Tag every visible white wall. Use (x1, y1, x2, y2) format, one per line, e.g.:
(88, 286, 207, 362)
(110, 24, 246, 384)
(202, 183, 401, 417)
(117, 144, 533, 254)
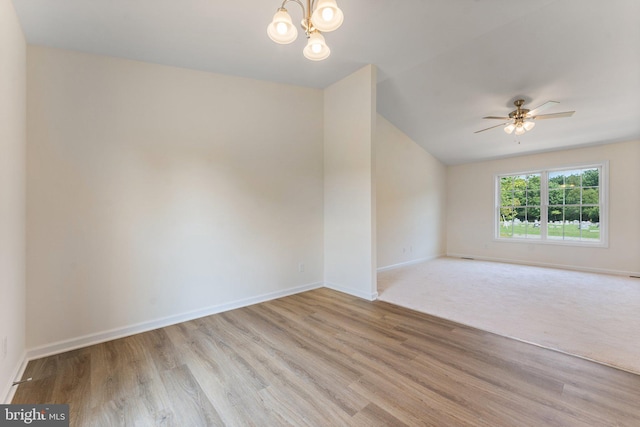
(324, 65, 378, 300)
(0, 0, 26, 403)
(26, 47, 325, 352)
(447, 141, 640, 275)
(376, 115, 447, 269)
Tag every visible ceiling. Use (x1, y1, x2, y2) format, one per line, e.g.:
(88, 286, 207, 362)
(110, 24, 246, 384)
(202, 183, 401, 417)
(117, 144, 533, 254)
(12, 0, 640, 165)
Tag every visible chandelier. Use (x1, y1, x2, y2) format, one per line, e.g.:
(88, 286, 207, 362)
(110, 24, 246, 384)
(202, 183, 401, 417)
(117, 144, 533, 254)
(267, 0, 344, 61)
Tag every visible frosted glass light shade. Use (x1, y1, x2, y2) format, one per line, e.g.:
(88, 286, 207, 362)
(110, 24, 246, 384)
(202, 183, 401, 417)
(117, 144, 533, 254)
(303, 31, 330, 60)
(267, 9, 298, 44)
(311, 0, 344, 32)
(514, 124, 526, 135)
(523, 121, 536, 131)
(504, 123, 516, 134)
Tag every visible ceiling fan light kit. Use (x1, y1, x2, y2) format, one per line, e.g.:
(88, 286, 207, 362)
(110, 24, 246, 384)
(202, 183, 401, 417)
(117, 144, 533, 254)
(475, 99, 575, 135)
(267, 0, 343, 60)
(505, 120, 535, 135)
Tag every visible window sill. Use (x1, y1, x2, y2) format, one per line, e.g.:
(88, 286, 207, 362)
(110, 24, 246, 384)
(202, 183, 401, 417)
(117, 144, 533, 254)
(493, 237, 608, 248)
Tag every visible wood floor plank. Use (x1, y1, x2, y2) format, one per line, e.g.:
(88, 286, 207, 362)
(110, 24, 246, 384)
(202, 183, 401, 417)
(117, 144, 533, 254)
(159, 364, 225, 426)
(350, 402, 411, 427)
(163, 322, 266, 424)
(223, 306, 368, 417)
(12, 288, 640, 426)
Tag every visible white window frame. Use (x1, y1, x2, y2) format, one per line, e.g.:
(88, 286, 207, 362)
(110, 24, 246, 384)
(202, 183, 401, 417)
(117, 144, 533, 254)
(494, 161, 608, 247)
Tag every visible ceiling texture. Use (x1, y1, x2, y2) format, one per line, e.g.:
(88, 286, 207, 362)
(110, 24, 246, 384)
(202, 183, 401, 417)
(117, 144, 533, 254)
(12, 0, 640, 165)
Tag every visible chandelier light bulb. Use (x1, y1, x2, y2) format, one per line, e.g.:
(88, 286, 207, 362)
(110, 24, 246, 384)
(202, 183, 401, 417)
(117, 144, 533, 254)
(311, 0, 344, 32)
(303, 31, 330, 61)
(267, 8, 298, 44)
(322, 7, 334, 21)
(276, 22, 288, 35)
(523, 121, 536, 131)
(514, 124, 526, 136)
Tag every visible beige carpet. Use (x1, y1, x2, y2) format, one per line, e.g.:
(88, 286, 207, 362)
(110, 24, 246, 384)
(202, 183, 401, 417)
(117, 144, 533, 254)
(377, 257, 640, 374)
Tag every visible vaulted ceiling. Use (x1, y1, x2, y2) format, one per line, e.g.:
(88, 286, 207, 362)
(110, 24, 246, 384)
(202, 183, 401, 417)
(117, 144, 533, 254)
(12, 0, 640, 164)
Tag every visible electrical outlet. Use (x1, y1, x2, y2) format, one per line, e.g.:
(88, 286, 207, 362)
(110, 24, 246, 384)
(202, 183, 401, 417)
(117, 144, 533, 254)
(298, 263, 305, 273)
(2, 336, 7, 360)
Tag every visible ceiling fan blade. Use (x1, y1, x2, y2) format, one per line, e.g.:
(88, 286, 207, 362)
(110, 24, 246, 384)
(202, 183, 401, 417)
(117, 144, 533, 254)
(482, 116, 511, 120)
(527, 101, 559, 117)
(532, 111, 575, 120)
(474, 122, 509, 134)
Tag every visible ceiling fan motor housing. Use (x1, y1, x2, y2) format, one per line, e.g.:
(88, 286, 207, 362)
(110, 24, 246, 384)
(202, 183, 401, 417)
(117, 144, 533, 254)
(509, 99, 529, 120)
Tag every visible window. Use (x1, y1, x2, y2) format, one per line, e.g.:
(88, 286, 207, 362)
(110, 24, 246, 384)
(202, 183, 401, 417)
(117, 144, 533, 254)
(496, 163, 606, 245)
(499, 174, 541, 239)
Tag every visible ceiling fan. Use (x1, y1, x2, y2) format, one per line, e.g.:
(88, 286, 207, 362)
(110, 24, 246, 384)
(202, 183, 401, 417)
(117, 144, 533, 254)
(475, 99, 575, 135)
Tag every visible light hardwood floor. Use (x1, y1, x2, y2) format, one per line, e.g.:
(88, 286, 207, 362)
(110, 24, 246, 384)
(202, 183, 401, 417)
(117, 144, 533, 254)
(13, 288, 640, 426)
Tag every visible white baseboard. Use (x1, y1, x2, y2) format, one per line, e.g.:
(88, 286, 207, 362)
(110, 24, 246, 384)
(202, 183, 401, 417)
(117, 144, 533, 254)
(2, 352, 28, 404)
(324, 282, 378, 301)
(26, 281, 323, 361)
(19, 279, 388, 377)
(376, 254, 443, 272)
(446, 253, 639, 277)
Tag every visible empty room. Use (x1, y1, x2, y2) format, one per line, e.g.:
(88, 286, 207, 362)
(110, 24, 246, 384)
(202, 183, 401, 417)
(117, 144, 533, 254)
(1, 0, 639, 425)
